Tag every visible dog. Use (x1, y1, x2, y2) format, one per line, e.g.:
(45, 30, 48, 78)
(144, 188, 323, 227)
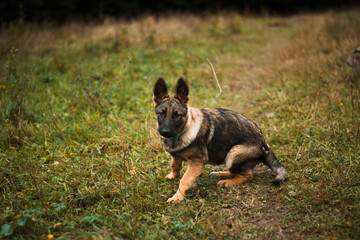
(153, 77, 288, 203)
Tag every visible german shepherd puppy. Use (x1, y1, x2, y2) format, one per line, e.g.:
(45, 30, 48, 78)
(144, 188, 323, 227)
(153, 78, 288, 203)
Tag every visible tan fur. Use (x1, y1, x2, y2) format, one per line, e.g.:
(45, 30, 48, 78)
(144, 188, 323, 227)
(166, 159, 204, 203)
(217, 171, 254, 187)
(209, 171, 234, 178)
(211, 144, 257, 187)
(207, 124, 215, 144)
(225, 145, 260, 170)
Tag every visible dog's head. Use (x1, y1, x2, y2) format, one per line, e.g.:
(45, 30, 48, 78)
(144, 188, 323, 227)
(153, 77, 189, 139)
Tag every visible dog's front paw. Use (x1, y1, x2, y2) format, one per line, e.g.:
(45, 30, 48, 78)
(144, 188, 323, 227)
(166, 193, 184, 203)
(165, 172, 179, 179)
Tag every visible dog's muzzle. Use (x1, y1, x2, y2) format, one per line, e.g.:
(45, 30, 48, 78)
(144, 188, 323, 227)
(159, 128, 173, 138)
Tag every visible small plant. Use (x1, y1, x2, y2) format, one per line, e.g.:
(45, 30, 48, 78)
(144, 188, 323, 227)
(1, 48, 30, 123)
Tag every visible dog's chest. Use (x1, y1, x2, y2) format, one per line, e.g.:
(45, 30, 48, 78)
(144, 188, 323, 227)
(161, 137, 193, 154)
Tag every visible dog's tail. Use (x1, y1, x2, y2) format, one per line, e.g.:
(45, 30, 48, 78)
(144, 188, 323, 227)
(262, 144, 288, 185)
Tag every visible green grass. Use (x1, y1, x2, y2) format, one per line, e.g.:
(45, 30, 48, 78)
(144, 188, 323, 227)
(1, 11, 359, 239)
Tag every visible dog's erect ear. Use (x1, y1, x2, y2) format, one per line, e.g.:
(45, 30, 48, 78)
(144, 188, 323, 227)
(153, 78, 169, 105)
(174, 77, 189, 105)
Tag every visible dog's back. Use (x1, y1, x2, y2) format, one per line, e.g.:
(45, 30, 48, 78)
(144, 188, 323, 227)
(200, 107, 265, 165)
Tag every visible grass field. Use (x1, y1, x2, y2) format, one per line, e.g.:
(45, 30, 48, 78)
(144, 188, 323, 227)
(0, 10, 359, 239)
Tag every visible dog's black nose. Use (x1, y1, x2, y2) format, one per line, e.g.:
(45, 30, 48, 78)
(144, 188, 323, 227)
(159, 128, 172, 138)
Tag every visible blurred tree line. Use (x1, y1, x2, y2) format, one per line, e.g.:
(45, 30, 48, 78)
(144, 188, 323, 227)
(0, 0, 358, 23)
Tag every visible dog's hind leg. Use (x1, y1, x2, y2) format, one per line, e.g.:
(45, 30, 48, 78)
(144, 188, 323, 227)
(217, 145, 261, 187)
(217, 170, 253, 187)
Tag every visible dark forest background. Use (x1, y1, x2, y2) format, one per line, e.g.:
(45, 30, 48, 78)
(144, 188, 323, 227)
(1, 0, 359, 23)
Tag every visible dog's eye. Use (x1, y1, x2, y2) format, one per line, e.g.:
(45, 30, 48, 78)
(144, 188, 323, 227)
(173, 112, 182, 118)
(158, 110, 166, 115)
